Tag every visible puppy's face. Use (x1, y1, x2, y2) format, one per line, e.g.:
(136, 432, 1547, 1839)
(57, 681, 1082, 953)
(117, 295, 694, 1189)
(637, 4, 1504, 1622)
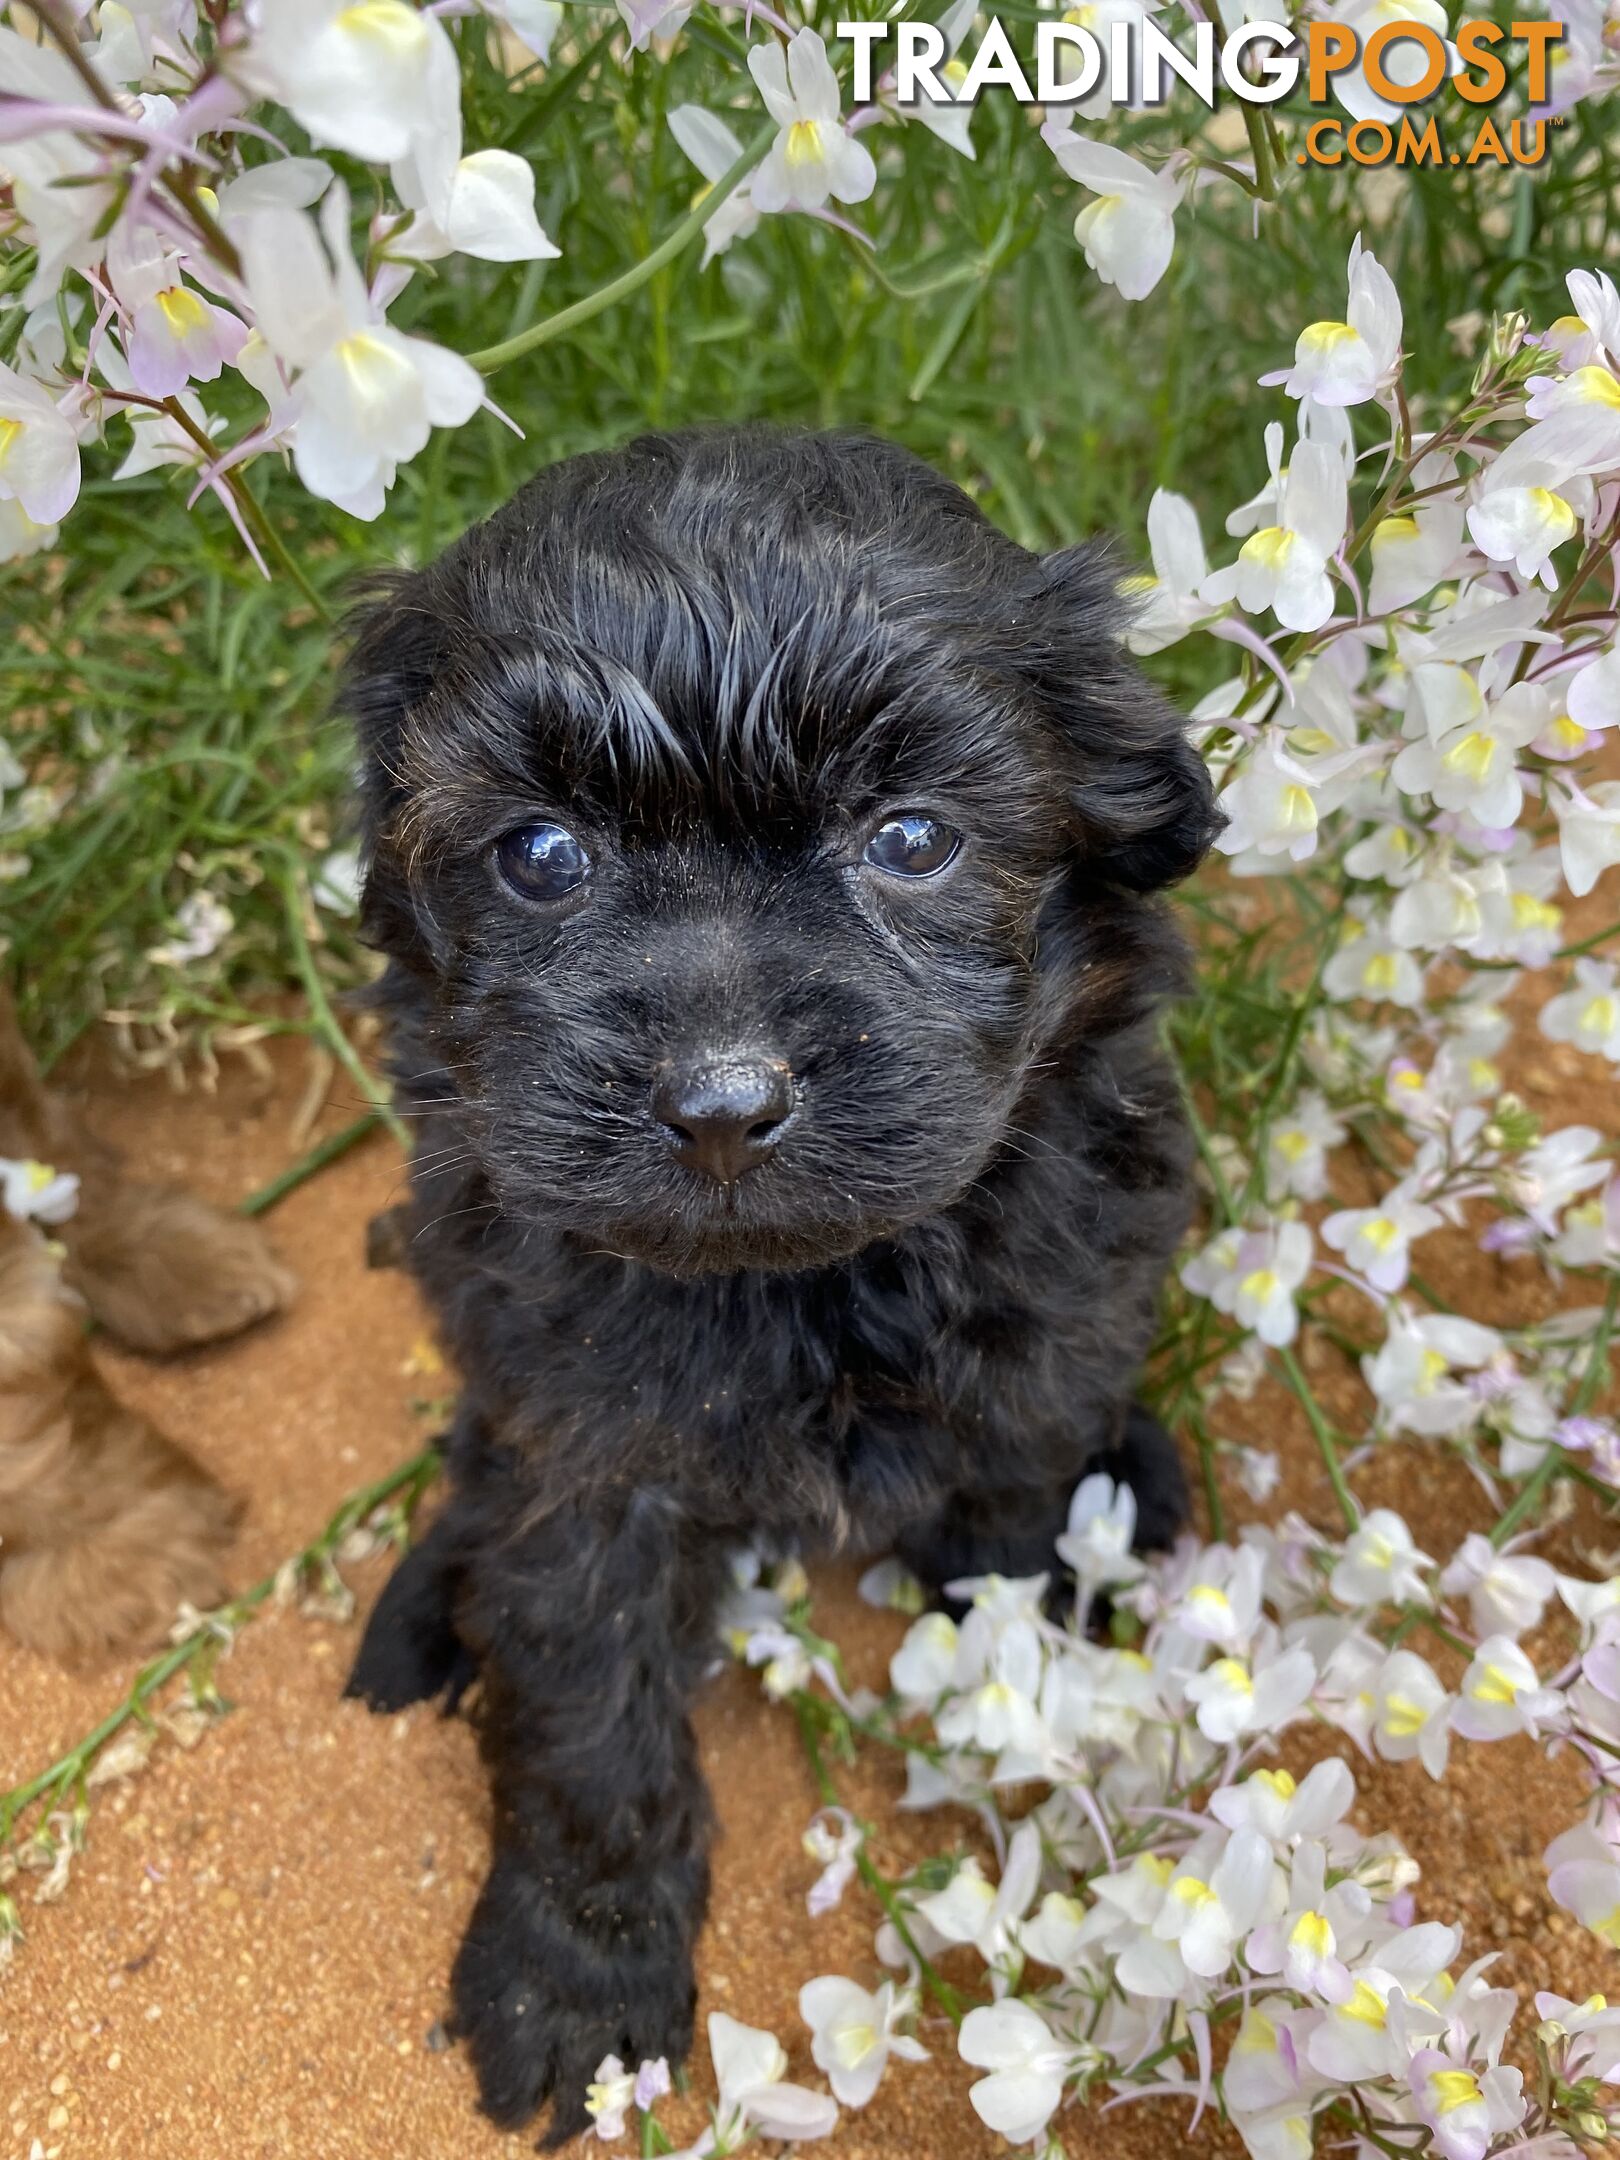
(353, 432, 1216, 1275)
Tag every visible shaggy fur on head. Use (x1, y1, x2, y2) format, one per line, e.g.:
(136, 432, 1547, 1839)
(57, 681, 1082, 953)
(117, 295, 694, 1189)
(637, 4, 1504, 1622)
(0, 986, 290, 1658)
(343, 427, 1220, 2141)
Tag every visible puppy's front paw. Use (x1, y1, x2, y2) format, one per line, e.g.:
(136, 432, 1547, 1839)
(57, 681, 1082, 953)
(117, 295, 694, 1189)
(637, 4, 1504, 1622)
(451, 1856, 696, 2144)
(346, 1526, 475, 1715)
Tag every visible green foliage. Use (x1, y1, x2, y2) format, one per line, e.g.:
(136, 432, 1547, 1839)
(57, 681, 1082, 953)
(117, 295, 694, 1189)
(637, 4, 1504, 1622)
(3, 13, 1615, 1062)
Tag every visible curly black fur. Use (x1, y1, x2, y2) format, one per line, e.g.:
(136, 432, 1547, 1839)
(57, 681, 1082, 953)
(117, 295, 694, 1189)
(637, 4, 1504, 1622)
(342, 426, 1220, 2141)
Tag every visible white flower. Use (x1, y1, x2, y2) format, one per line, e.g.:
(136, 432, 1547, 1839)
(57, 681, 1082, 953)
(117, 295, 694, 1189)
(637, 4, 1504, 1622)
(1565, 642, 1620, 738)
(914, 1821, 1041, 1972)
(1180, 1221, 1313, 1348)
(1509, 1125, 1611, 1230)
(1133, 1828, 1276, 1986)
(107, 226, 246, 400)
(1364, 1309, 1501, 1437)
(391, 51, 558, 264)
(1330, 1509, 1433, 1609)
(798, 1977, 925, 2107)
(1408, 2051, 1525, 2160)
(147, 889, 234, 967)
(801, 1807, 861, 1917)
(1264, 1092, 1346, 1202)
(1541, 957, 1620, 1062)
(1053, 1471, 1143, 1597)
(1122, 488, 1211, 653)
(1185, 1637, 1316, 1745)
(690, 2013, 837, 2151)
(0, 1156, 80, 1226)
(313, 845, 362, 915)
(243, 0, 454, 162)
(748, 30, 876, 216)
(890, 1610, 957, 1702)
(1210, 1758, 1355, 1845)
(1452, 1636, 1565, 1742)
(1439, 1533, 1556, 1637)
(1272, 234, 1400, 407)
(238, 186, 483, 518)
(669, 108, 761, 265)
(0, 360, 81, 528)
(1325, 0, 1454, 122)
(895, 0, 980, 160)
(1368, 1648, 1451, 1779)
(1041, 124, 1182, 301)
(1391, 681, 1547, 831)
(1556, 780, 1620, 897)
(1320, 1184, 1443, 1293)
(1367, 450, 1465, 614)
(1322, 922, 1425, 1009)
(958, 1998, 1073, 2146)
(1546, 1820, 1620, 1947)
(1201, 436, 1347, 634)
(1467, 482, 1580, 587)
(584, 2055, 635, 2141)
(1213, 736, 1329, 865)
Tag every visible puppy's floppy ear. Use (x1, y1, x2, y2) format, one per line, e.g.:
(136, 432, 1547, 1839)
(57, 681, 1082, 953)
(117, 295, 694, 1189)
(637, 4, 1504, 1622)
(1025, 540, 1222, 893)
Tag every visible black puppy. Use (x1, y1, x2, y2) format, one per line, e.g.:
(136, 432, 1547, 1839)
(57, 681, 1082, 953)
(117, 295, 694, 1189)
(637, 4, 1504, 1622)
(345, 427, 1218, 2140)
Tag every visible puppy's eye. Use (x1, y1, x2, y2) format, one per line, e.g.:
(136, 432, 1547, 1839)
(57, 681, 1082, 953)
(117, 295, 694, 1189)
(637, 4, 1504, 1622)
(863, 814, 962, 879)
(494, 822, 591, 901)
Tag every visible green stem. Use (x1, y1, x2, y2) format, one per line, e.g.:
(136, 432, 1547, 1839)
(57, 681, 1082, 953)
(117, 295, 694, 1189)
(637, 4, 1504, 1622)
(238, 1112, 382, 1218)
(276, 865, 409, 1148)
(1276, 1344, 1359, 1532)
(468, 125, 774, 373)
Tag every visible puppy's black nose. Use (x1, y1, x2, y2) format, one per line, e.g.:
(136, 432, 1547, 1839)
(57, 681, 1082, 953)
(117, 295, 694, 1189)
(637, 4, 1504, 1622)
(652, 1055, 795, 1184)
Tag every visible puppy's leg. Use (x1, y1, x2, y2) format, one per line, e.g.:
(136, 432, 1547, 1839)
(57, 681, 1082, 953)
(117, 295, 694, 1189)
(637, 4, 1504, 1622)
(898, 1401, 1187, 1598)
(346, 1510, 475, 1715)
(449, 1481, 718, 2143)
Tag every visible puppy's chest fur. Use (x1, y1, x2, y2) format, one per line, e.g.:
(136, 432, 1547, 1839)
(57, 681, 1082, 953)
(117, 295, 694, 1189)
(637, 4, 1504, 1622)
(400, 1019, 1192, 1548)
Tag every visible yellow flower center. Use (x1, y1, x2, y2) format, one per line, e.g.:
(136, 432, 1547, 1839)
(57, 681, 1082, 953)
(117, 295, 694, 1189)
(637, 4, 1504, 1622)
(1274, 1128, 1311, 1161)
(1188, 1583, 1232, 1618)
(1381, 1691, 1427, 1737)
(1299, 319, 1358, 352)
(1581, 994, 1618, 1038)
(1524, 485, 1577, 543)
(0, 416, 21, 470)
(831, 2021, 879, 2067)
(1363, 952, 1400, 994)
(1117, 571, 1158, 596)
(786, 118, 824, 167)
(1565, 364, 1620, 409)
(1290, 1910, 1333, 1959)
(334, 330, 414, 408)
(1255, 1768, 1297, 1799)
(1361, 1215, 1401, 1253)
(1208, 1656, 1254, 1698)
(1235, 2010, 1280, 2055)
(1441, 731, 1498, 783)
(1470, 1661, 1521, 1705)
(1374, 514, 1420, 547)
(1512, 891, 1562, 933)
(336, 0, 429, 55)
(1418, 1347, 1449, 1391)
(1596, 1906, 1620, 1949)
(156, 285, 209, 335)
(1239, 1266, 1279, 1305)
(1277, 785, 1317, 834)
(1547, 712, 1588, 753)
(1172, 1874, 1218, 1909)
(1430, 2069, 1483, 2115)
(1342, 1980, 1388, 2027)
(1242, 525, 1297, 571)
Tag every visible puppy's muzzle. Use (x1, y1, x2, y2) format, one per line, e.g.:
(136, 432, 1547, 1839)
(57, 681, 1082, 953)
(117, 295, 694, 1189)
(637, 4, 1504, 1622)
(651, 1053, 796, 1185)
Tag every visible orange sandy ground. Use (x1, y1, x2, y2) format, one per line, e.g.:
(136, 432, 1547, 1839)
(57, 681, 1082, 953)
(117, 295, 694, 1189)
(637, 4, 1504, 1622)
(1, 1018, 1616, 2160)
